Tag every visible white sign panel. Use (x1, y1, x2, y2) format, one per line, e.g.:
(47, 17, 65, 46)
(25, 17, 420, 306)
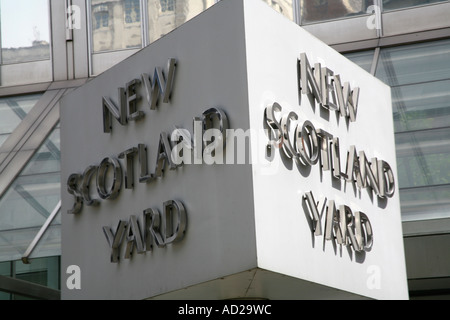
(245, 0, 407, 299)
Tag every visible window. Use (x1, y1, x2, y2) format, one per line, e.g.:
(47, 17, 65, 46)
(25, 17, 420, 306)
(125, 0, 141, 23)
(0, 126, 61, 262)
(383, 0, 448, 11)
(0, 0, 50, 64)
(345, 39, 450, 221)
(148, 0, 216, 44)
(344, 50, 374, 73)
(376, 39, 450, 221)
(91, 0, 142, 52)
(160, 0, 174, 12)
(260, 0, 295, 21)
(300, 0, 374, 24)
(0, 257, 59, 300)
(93, 5, 110, 30)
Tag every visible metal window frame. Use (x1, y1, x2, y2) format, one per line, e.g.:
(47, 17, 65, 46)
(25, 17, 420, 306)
(22, 201, 61, 264)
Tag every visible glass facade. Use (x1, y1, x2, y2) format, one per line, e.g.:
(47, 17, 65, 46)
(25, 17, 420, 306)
(0, 94, 42, 147)
(147, 0, 215, 43)
(383, 0, 448, 11)
(344, 50, 374, 73)
(346, 38, 450, 221)
(0, 125, 61, 262)
(0, 256, 59, 300)
(261, 0, 294, 20)
(91, 0, 143, 52)
(0, 0, 50, 64)
(300, 0, 374, 24)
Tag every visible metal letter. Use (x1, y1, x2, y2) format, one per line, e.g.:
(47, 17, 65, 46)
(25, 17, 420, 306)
(118, 147, 138, 189)
(154, 132, 177, 178)
(358, 211, 374, 251)
(359, 152, 380, 195)
(280, 112, 298, 159)
(80, 165, 99, 206)
(298, 53, 323, 105)
(103, 220, 128, 263)
(67, 173, 83, 214)
(331, 137, 342, 179)
(164, 200, 187, 244)
(303, 191, 326, 236)
(102, 87, 127, 133)
(264, 103, 282, 151)
(295, 120, 319, 165)
(141, 58, 177, 110)
(321, 67, 338, 111)
(334, 75, 359, 122)
(325, 200, 346, 245)
(126, 79, 144, 121)
(143, 208, 165, 249)
(124, 215, 145, 259)
(137, 144, 155, 183)
(378, 160, 395, 198)
(96, 157, 123, 200)
(202, 107, 229, 150)
(317, 129, 333, 171)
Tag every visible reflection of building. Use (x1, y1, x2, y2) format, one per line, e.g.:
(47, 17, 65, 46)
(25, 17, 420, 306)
(148, 0, 215, 43)
(302, 0, 372, 22)
(91, 0, 215, 52)
(2, 41, 50, 65)
(92, 0, 142, 52)
(261, 0, 294, 20)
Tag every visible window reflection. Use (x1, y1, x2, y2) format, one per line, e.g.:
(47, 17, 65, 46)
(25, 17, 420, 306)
(147, 0, 215, 44)
(383, 0, 448, 11)
(392, 80, 450, 132)
(396, 128, 450, 189)
(0, 0, 50, 64)
(91, 0, 142, 52)
(261, 0, 294, 21)
(301, 0, 374, 23)
(376, 39, 450, 87)
(373, 39, 450, 221)
(400, 185, 450, 221)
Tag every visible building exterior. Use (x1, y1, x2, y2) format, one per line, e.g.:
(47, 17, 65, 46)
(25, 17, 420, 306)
(0, 0, 448, 300)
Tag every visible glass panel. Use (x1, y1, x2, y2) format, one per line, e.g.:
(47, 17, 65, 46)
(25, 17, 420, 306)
(376, 39, 450, 86)
(15, 256, 59, 289)
(392, 80, 450, 132)
(344, 50, 374, 73)
(395, 128, 450, 189)
(147, 0, 215, 44)
(383, 0, 447, 11)
(300, 0, 374, 24)
(261, 0, 294, 21)
(400, 184, 450, 221)
(13, 256, 59, 300)
(0, 94, 42, 141)
(91, 0, 142, 53)
(0, 0, 50, 64)
(0, 126, 60, 262)
(0, 262, 11, 299)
